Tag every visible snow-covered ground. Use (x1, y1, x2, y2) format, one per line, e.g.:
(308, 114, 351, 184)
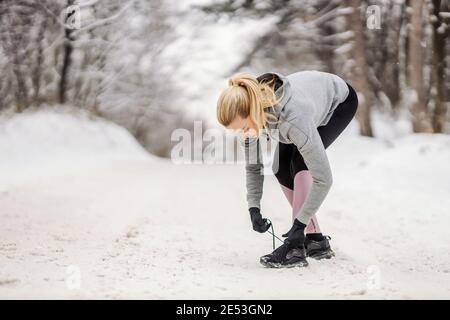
(1, 108, 450, 299)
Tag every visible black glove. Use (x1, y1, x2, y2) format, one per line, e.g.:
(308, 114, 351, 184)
(282, 219, 307, 249)
(249, 207, 271, 233)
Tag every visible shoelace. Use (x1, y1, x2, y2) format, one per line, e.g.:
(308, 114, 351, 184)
(265, 218, 284, 250)
(266, 220, 332, 250)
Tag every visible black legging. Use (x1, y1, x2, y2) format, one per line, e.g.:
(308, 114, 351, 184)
(275, 82, 359, 190)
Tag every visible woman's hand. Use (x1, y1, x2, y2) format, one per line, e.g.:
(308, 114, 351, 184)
(249, 207, 271, 233)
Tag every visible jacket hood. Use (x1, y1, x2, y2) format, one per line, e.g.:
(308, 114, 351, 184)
(256, 71, 292, 120)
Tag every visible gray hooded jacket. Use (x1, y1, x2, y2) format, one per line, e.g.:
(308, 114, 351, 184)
(242, 70, 350, 225)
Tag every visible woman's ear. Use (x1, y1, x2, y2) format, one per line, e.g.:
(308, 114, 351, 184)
(245, 120, 259, 138)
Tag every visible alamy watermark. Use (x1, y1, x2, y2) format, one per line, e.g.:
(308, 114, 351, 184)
(366, 4, 382, 30)
(366, 265, 382, 290)
(66, 265, 81, 290)
(170, 121, 281, 175)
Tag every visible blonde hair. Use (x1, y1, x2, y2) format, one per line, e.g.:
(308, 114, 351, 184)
(216, 72, 285, 137)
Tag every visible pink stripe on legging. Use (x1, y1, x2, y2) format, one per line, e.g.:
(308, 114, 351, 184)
(280, 170, 321, 234)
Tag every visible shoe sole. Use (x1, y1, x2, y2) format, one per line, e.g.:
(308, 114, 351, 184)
(307, 249, 335, 260)
(260, 258, 309, 269)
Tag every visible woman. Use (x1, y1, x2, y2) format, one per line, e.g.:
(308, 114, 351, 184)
(216, 70, 358, 268)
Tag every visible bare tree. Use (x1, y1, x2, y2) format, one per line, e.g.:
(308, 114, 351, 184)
(346, 0, 373, 136)
(59, 0, 75, 104)
(366, 0, 403, 110)
(409, 0, 433, 132)
(431, 0, 449, 133)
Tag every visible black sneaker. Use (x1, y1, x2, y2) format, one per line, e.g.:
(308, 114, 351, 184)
(260, 243, 308, 268)
(305, 235, 335, 260)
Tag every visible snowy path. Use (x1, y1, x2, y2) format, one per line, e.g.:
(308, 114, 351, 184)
(1, 133, 450, 299)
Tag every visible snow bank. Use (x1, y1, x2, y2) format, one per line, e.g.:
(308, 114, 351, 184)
(0, 107, 156, 190)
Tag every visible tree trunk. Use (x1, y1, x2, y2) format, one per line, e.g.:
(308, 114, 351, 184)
(32, 17, 47, 105)
(347, 0, 373, 137)
(59, 0, 75, 104)
(431, 0, 448, 133)
(316, 22, 336, 73)
(381, 1, 402, 109)
(409, 0, 433, 132)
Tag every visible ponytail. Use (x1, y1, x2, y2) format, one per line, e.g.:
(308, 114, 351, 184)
(217, 72, 285, 137)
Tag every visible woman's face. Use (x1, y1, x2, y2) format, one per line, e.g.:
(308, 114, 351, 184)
(226, 116, 258, 139)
